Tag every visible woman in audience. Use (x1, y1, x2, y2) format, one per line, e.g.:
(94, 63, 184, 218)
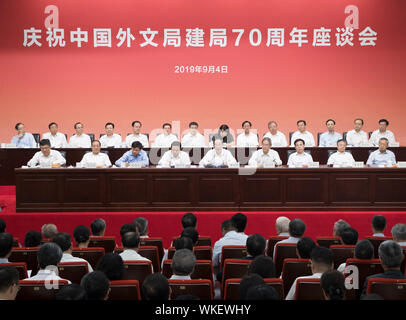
(73, 225, 91, 248)
(320, 270, 345, 300)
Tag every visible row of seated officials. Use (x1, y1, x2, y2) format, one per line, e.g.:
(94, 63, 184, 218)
(0, 213, 406, 300)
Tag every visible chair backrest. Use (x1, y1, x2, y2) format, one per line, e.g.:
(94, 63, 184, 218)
(282, 259, 312, 297)
(17, 280, 69, 300)
(0, 262, 28, 279)
(169, 279, 213, 300)
(289, 132, 294, 145)
(196, 236, 212, 247)
(122, 260, 153, 286)
(167, 247, 176, 260)
(295, 278, 324, 300)
(330, 245, 356, 269)
(366, 278, 406, 300)
(316, 236, 342, 248)
(109, 280, 141, 300)
(266, 236, 289, 257)
(222, 259, 252, 292)
(162, 259, 213, 282)
(317, 132, 322, 146)
(139, 237, 164, 263)
(71, 247, 105, 270)
(223, 278, 284, 300)
(88, 236, 116, 253)
(57, 261, 89, 284)
(343, 132, 347, 141)
(274, 243, 298, 277)
(40, 238, 52, 245)
(8, 247, 40, 275)
(87, 133, 95, 142)
(59, 151, 66, 159)
(220, 246, 247, 268)
(365, 237, 392, 260)
(32, 133, 40, 144)
(194, 246, 212, 261)
(138, 246, 160, 272)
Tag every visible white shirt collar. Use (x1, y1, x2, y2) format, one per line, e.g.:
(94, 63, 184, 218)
(170, 275, 191, 280)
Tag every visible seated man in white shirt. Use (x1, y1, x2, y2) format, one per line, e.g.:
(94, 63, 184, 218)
(125, 120, 149, 148)
(158, 141, 191, 168)
(273, 218, 306, 259)
(119, 232, 152, 264)
(142, 273, 171, 301)
(90, 218, 106, 237)
(231, 213, 249, 243)
(263, 121, 288, 147)
(0, 266, 19, 300)
(152, 123, 179, 148)
(42, 122, 67, 148)
(369, 119, 396, 146)
(181, 121, 206, 147)
(23, 242, 71, 283)
(52, 232, 93, 273)
(337, 239, 373, 273)
(0, 233, 13, 264)
(275, 216, 290, 237)
(248, 137, 282, 167)
(69, 122, 92, 148)
(80, 271, 110, 300)
(290, 120, 315, 147)
(236, 121, 259, 147)
(285, 246, 333, 300)
(27, 139, 66, 168)
(170, 249, 196, 280)
(366, 137, 396, 167)
(199, 138, 238, 168)
(391, 223, 406, 247)
(10, 122, 36, 148)
(319, 119, 342, 147)
(346, 118, 369, 147)
(134, 217, 149, 239)
(327, 139, 356, 167)
(371, 215, 386, 237)
(100, 122, 122, 148)
(287, 139, 314, 168)
(79, 140, 112, 168)
(209, 124, 235, 147)
(333, 219, 351, 237)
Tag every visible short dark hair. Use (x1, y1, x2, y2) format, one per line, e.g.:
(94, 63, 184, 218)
(131, 141, 143, 149)
(231, 213, 247, 233)
(122, 232, 140, 249)
(174, 237, 194, 251)
(52, 232, 72, 252)
(73, 225, 90, 245)
(55, 284, 87, 300)
(378, 240, 403, 268)
(240, 273, 265, 300)
(171, 141, 181, 149)
(321, 270, 345, 300)
(326, 119, 336, 125)
(24, 230, 42, 248)
(242, 120, 252, 127)
(162, 123, 172, 129)
(181, 227, 199, 245)
(379, 119, 389, 126)
(372, 215, 386, 232)
(132, 120, 142, 127)
(189, 122, 198, 128)
(48, 122, 58, 129)
(15, 122, 23, 130)
(92, 139, 101, 146)
(105, 122, 114, 128)
(246, 234, 266, 257)
(354, 118, 364, 125)
(0, 266, 19, 293)
(249, 256, 276, 278)
(39, 139, 51, 147)
(91, 218, 106, 236)
(0, 219, 6, 233)
(96, 253, 125, 281)
(340, 227, 359, 245)
(0, 233, 14, 258)
(182, 213, 197, 229)
(246, 284, 278, 300)
(73, 122, 82, 129)
(221, 219, 236, 232)
(134, 217, 148, 236)
(297, 120, 306, 126)
(310, 246, 333, 268)
(142, 273, 170, 300)
(289, 219, 306, 238)
(294, 139, 305, 146)
(336, 139, 347, 145)
(219, 124, 229, 131)
(38, 242, 63, 268)
(120, 223, 137, 237)
(297, 237, 316, 259)
(262, 137, 272, 145)
(80, 271, 110, 300)
(355, 240, 374, 260)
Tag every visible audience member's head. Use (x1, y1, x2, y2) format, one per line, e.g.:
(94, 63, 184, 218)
(142, 273, 170, 300)
(246, 234, 266, 258)
(175, 294, 200, 300)
(52, 232, 72, 252)
(55, 284, 87, 300)
(181, 213, 197, 229)
(333, 220, 350, 237)
(180, 227, 199, 245)
(372, 215, 386, 234)
(41, 224, 58, 239)
(275, 216, 290, 235)
(232, 213, 247, 233)
(38, 242, 63, 269)
(24, 230, 42, 248)
(246, 284, 279, 300)
(80, 271, 110, 300)
(340, 227, 359, 245)
(289, 219, 306, 238)
(249, 256, 276, 278)
(96, 253, 125, 281)
(321, 270, 345, 300)
(122, 232, 140, 250)
(221, 219, 237, 236)
(354, 240, 374, 260)
(378, 240, 404, 270)
(134, 217, 148, 236)
(91, 218, 106, 236)
(0, 233, 14, 259)
(310, 246, 334, 274)
(391, 224, 406, 243)
(173, 237, 194, 251)
(171, 249, 196, 276)
(296, 237, 317, 259)
(120, 223, 137, 237)
(240, 273, 265, 300)
(0, 266, 19, 300)
(73, 225, 91, 247)
(0, 219, 6, 233)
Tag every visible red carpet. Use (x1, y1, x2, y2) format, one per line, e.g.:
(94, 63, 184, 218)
(1, 186, 405, 247)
